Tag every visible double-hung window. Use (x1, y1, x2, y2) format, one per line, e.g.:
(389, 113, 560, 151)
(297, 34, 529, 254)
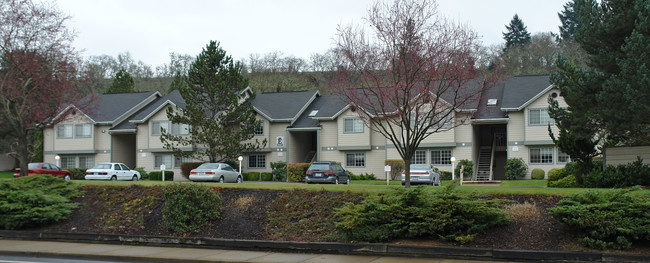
(557, 150, 571, 163)
(254, 120, 264, 135)
(152, 121, 170, 136)
(346, 152, 366, 167)
(75, 124, 92, 138)
(344, 118, 363, 133)
(430, 149, 452, 165)
(248, 154, 266, 168)
(530, 147, 554, 164)
(529, 109, 553, 126)
(56, 124, 73, 138)
(411, 150, 426, 164)
(154, 154, 173, 168)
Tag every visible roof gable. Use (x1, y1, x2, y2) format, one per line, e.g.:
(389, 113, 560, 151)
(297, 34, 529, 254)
(252, 90, 319, 122)
(500, 75, 552, 111)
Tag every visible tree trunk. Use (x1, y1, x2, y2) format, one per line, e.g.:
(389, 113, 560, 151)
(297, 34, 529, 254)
(17, 135, 31, 177)
(404, 159, 411, 188)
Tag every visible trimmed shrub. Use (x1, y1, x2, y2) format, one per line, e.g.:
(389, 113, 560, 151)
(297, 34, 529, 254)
(181, 162, 203, 180)
(149, 171, 174, 181)
(531, 168, 545, 180)
(547, 168, 567, 187)
(385, 159, 405, 180)
(505, 158, 528, 180)
(455, 159, 473, 180)
(547, 188, 650, 250)
(67, 168, 87, 180)
(349, 171, 377, 180)
(270, 161, 287, 181)
(0, 174, 80, 229)
(162, 184, 221, 234)
(548, 174, 579, 188)
(133, 167, 148, 180)
(440, 170, 452, 180)
(261, 172, 273, 181)
(288, 163, 310, 182)
(335, 185, 509, 243)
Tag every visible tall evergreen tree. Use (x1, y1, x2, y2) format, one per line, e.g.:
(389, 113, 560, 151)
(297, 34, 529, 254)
(558, 1, 579, 41)
(105, 69, 135, 93)
(161, 41, 264, 162)
(503, 14, 531, 51)
(550, 0, 650, 176)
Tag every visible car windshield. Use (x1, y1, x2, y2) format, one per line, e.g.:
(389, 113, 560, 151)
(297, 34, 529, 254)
(410, 164, 431, 171)
(92, 164, 112, 169)
(28, 163, 40, 169)
(308, 164, 330, 171)
(197, 163, 220, 169)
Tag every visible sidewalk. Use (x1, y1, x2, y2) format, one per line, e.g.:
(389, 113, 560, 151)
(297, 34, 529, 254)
(0, 240, 504, 263)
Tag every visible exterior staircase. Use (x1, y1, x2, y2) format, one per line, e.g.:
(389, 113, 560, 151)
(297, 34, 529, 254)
(304, 150, 316, 163)
(476, 147, 492, 181)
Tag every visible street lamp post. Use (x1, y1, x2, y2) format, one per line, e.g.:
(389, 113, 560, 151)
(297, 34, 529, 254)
(237, 156, 243, 173)
(55, 155, 60, 168)
(450, 156, 456, 181)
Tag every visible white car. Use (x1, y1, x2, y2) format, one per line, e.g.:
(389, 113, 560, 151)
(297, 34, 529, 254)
(189, 163, 242, 183)
(85, 163, 141, 181)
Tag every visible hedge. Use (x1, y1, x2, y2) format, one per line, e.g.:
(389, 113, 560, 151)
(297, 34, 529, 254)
(288, 163, 310, 182)
(149, 171, 174, 181)
(181, 162, 203, 180)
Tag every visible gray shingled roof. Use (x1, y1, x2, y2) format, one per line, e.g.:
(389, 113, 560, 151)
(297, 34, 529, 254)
(112, 90, 185, 131)
(78, 91, 159, 123)
(500, 75, 551, 111)
(474, 81, 507, 120)
(292, 94, 349, 128)
(253, 90, 318, 121)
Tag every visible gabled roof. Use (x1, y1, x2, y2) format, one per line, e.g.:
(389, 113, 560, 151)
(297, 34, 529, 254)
(56, 91, 160, 125)
(252, 90, 319, 123)
(111, 90, 186, 131)
(292, 94, 350, 128)
(474, 80, 507, 121)
(500, 75, 553, 111)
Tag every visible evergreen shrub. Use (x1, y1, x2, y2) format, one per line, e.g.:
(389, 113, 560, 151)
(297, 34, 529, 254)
(162, 184, 221, 233)
(531, 168, 545, 180)
(149, 171, 174, 181)
(505, 158, 527, 180)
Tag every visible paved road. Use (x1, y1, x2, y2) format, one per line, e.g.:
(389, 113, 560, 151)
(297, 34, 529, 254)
(0, 240, 513, 263)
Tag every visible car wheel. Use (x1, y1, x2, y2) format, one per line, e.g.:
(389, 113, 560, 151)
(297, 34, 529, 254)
(110, 175, 117, 181)
(236, 176, 242, 183)
(64, 174, 71, 181)
(219, 176, 224, 183)
(346, 177, 350, 185)
(335, 177, 339, 185)
(132, 175, 138, 181)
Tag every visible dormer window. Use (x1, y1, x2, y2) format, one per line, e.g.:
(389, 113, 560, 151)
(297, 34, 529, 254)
(487, 99, 497, 107)
(309, 110, 319, 117)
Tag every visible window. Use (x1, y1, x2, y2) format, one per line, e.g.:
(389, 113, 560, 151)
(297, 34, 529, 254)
(529, 109, 553, 126)
(430, 149, 452, 165)
(60, 156, 75, 168)
(74, 124, 92, 138)
(154, 154, 173, 168)
(78, 155, 94, 168)
(344, 118, 363, 133)
(557, 150, 571, 163)
(248, 154, 266, 168)
(412, 150, 426, 164)
(530, 147, 554, 164)
(56, 124, 73, 138)
(171, 123, 189, 135)
(151, 121, 169, 135)
(254, 120, 264, 135)
(174, 155, 192, 168)
(346, 152, 366, 167)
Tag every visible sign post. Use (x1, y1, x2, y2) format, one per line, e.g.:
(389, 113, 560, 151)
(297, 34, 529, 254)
(384, 165, 391, 185)
(160, 164, 166, 182)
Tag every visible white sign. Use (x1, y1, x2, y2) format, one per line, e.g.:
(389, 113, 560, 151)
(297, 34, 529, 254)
(384, 165, 391, 172)
(512, 146, 519, 152)
(160, 164, 166, 170)
(276, 136, 284, 147)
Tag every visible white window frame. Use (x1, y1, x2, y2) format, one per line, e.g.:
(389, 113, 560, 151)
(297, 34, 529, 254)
(154, 154, 173, 168)
(412, 150, 427, 164)
(78, 155, 95, 168)
(530, 147, 554, 164)
(343, 118, 364, 133)
(430, 149, 452, 165)
(151, 121, 170, 136)
(254, 120, 264, 136)
(248, 154, 266, 168)
(529, 108, 553, 126)
(56, 124, 73, 139)
(557, 149, 571, 164)
(171, 123, 189, 135)
(75, 124, 92, 138)
(345, 152, 366, 168)
(174, 155, 192, 168)
(60, 156, 76, 168)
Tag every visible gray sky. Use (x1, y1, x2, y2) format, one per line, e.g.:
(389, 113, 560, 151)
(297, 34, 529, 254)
(57, 0, 569, 67)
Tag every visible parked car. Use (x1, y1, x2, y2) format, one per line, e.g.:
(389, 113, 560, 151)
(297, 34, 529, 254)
(13, 162, 73, 180)
(189, 163, 242, 183)
(85, 163, 141, 181)
(305, 161, 350, 184)
(401, 164, 441, 186)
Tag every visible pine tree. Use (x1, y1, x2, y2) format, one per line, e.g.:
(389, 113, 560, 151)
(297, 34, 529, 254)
(502, 14, 531, 51)
(105, 69, 135, 93)
(558, 1, 579, 41)
(161, 41, 265, 162)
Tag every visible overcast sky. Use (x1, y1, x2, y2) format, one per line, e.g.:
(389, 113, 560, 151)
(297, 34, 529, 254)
(57, 0, 570, 67)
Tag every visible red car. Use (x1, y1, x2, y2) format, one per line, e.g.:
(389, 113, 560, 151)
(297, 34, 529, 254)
(13, 162, 73, 180)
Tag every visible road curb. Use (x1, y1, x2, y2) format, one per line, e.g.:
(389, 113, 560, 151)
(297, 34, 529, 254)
(0, 230, 648, 262)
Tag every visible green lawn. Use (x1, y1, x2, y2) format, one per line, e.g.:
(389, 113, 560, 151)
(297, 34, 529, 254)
(67, 178, 617, 196)
(0, 171, 13, 179)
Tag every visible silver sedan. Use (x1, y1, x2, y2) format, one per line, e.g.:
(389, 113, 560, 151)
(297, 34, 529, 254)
(189, 163, 243, 183)
(401, 164, 442, 186)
